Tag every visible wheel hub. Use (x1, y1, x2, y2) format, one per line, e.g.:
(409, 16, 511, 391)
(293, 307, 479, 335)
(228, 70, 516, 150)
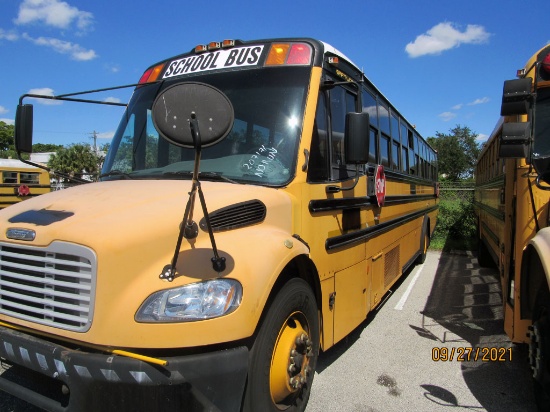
(288, 333, 313, 390)
(270, 314, 313, 405)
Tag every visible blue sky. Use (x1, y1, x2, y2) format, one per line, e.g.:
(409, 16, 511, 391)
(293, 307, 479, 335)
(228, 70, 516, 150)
(0, 0, 547, 148)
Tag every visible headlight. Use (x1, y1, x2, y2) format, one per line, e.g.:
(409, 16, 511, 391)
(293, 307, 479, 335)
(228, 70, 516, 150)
(135, 279, 242, 322)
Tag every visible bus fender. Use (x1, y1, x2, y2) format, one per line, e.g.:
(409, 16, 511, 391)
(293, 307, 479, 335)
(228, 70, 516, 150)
(521, 228, 550, 318)
(224, 229, 314, 323)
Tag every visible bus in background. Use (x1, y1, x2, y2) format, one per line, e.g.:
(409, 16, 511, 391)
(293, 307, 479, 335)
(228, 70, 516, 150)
(0, 158, 50, 208)
(0, 38, 438, 411)
(474, 44, 550, 409)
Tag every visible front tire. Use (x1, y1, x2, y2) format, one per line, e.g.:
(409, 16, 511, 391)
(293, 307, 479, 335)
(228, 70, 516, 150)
(243, 278, 319, 412)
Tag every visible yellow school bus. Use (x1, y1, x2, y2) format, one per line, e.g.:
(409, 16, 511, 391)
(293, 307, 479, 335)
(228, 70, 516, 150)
(0, 38, 438, 411)
(474, 44, 550, 408)
(0, 158, 50, 208)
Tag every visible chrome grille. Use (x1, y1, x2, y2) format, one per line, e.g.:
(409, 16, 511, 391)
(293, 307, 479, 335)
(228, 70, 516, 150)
(0, 241, 96, 332)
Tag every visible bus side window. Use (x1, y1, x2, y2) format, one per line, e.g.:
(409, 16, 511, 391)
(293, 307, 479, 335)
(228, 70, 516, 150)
(308, 93, 329, 182)
(391, 114, 400, 170)
(392, 140, 400, 170)
(362, 89, 378, 165)
(408, 129, 415, 174)
(380, 135, 390, 167)
(3, 171, 17, 184)
(401, 146, 409, 173)
(369, 128, 377, 164)
(329, 85, 357, 180)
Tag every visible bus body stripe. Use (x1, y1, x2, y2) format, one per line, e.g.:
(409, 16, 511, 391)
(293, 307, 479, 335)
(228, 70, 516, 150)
(325, 205, 438, 251)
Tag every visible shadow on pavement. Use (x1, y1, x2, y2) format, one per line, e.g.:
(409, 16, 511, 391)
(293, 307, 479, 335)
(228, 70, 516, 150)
(419, 249, 537, 411)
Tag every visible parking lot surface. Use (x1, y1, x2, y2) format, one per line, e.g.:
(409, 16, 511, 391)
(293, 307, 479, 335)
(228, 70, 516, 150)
(307, 250, 537, 412)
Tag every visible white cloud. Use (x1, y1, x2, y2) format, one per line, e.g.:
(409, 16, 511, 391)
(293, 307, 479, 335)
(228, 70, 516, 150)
(27, 87, 62, 105)
(105, 64, 120, 73)
(1, 118, 15, 125)
(468, 97, 490, 105)
(14, 0, 93, 32)
(0, 106, 8, 115)
(103, 97, 121, 104)
(406, 22, 490, 58)
(22, 33, 97, 61)
(439, 111, 457, 122)
(451, 104, 463, 110)
(0, 29, 19, 41)
(97, 131, 114, 139)
(476, 133, 489, 141)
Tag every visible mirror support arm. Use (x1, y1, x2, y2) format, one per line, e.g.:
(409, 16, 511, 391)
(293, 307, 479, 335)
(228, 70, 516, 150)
(160, 113, 226, 282)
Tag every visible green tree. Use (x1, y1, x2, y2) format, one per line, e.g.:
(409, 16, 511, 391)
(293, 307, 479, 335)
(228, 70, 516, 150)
(427, 125, 480, 181)
(0, 121, 14, 153)
(32, 143, 63, 153)
(48, 144, 103, 181)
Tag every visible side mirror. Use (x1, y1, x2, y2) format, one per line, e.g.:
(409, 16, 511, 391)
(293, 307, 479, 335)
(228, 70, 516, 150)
(345, 112, 370, 164)
(151, 82, 234, 149)
(15, 104, 34, 153)
(501, 78, 532, 116)
(498, 122, 530, 158)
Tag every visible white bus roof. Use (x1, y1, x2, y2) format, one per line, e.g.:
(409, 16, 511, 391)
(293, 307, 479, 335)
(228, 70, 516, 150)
(0, 159, 41, 169)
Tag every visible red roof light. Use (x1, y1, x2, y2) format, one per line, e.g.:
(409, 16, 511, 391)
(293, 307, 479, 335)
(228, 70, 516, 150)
(542, 53, 550, 74)
(138, 68, 153, 84)
(138, 63, 164, 84)
(287, 43, 312, 65)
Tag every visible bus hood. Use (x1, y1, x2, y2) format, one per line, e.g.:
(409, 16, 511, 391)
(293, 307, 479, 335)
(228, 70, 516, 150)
(0, 180, 303, 347)
(0, 180, 293, 250)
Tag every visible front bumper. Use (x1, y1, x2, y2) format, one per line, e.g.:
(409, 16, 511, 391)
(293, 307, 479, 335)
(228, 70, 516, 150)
(0, 325, 248, 412)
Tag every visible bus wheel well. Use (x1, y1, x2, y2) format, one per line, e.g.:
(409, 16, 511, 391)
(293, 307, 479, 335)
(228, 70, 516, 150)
(248, 255, 321, 346)
(521, 245, 550, 319)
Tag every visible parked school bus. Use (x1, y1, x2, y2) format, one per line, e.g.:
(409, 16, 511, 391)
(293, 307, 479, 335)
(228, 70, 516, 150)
(0, 158, 50, 208)
(474, 44, 550, 409)
(0, 38, 438, 411)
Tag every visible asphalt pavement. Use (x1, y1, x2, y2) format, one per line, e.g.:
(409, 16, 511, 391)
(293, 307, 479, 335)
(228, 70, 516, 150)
(307, 250, 537, 412)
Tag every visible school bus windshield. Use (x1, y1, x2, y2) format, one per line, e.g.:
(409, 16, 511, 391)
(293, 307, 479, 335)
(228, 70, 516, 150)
(102, 66, 310, 186)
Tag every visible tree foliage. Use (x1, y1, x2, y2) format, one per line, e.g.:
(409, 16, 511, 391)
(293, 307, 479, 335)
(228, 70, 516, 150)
(0, 122, 64, 159)
(32, 143, 64, 153)
(0, 121, 14, 153)
(427, 125, 480, 181)
(48, 144, 104, 181)
(431, 191, 477, 250)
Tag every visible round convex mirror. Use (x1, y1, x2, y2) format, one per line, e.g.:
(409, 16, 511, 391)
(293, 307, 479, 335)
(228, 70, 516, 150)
(152, 82, 234, 148)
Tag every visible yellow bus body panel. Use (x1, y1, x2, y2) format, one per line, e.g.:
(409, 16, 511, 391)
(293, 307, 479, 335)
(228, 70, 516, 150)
(0, 160, 50, 209)
(0, 180, 310, 348)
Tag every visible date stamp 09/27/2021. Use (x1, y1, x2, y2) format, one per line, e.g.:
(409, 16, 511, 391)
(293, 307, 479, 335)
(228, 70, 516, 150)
(431, 347, 513, 362)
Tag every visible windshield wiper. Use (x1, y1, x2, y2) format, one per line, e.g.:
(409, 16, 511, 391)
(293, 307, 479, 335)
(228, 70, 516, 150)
(99, 170, 134, 180)
(163, 171, 239, 184)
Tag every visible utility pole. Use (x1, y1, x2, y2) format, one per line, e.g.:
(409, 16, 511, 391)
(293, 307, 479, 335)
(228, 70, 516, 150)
(89, 130, 98, 153)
